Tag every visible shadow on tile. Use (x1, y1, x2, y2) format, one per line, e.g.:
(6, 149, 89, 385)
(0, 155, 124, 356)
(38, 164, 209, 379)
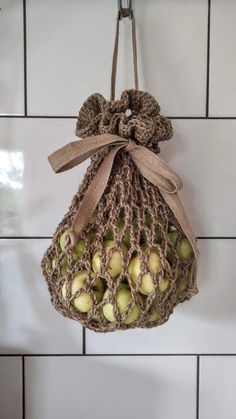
(25, 357, 160, 419)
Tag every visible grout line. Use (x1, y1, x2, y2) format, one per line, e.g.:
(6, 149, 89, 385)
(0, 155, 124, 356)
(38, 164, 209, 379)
(206, 0, 211, 117)
(1, 115, 236, 120)
(82, 328, 86, 355)
(1, 353, 236, 357)
(23, 0, 27, 116)
(22, 356, 25, 419)
(196, 355, 200, 419)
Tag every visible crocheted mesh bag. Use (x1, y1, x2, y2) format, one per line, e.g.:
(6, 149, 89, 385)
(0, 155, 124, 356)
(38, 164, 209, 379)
(41, 15, 198, 333)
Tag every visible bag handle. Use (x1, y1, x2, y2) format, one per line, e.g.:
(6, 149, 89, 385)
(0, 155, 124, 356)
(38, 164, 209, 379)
(110, 12, 139, 101)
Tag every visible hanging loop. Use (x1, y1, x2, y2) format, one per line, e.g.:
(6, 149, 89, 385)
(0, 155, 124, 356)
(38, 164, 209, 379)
(117, 0, 133, 20)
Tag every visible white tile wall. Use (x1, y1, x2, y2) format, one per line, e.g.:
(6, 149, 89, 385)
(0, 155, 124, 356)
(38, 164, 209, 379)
(1, 0, 236, 418)
(210, 0, 236, 116)
(200, 357, 236, 419)
(0, 0, 24, 115)
(25, 356, 197, 419)
(0, 118, 88, 236)
(0, 239, 83, 354)
(0, 357, 22, 419)
(26, 0, 207, 116)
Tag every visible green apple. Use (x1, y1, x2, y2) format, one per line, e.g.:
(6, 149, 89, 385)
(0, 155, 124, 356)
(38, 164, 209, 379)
(128, 248, 160, 295)
(178, 238, 193, 261)
(74, 292, 93, 312)
(59, 230, 69, 252)
(148, 310, 159, 322)
(93, 276, 104, 292)
(168, 230, 179, 244)
(62, 270, 87, 299)
(94, 289, 103, 303)
(149, 249, 160, 274)
(104, 228, 114, 241)
(71, 270, 88, 295)
(92, 240, 127, 278)
(73, 240, 85, 262)
(128, 257, 154, 295)
(159, 277, 169, 293)
(52, 256, 67, 274)
(167, 230, 179, 262)
(59, 230, 86, 261)
(102, 286, 140, 324)
(145, 213, 152, 227)
(52, 258, 56, 270)
(155, 227, 162, 243)
(177, 279, 187, 293)
(61, 281, 67, 299)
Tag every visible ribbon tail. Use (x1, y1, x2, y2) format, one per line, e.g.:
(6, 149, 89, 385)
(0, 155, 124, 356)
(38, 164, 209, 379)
(160, 190, 199, 260)
(68, 144, 125, 244)
(48, 134, 126, 173)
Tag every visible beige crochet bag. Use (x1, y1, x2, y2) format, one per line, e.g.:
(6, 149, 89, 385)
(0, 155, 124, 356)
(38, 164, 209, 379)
(41, 14, 198, 333)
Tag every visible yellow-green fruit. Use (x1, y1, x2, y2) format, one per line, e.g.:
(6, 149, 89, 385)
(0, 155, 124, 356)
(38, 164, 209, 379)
(102, 286, 140, 324)
(149, 249, 160, 274)
(94, 289, 103, 303)
(62, 270, 88, 300)
(167, 231, 179, 262)
(52, 258, 56, 270)
(92, 240, 126, 278)
(73, 240, 85, 262)
(178, 279, 187, 293)
(52, 256, 67, 274)
(71, 270, 88, 295)
(168, 230, 179, 244)
(128, 249, 160, 295)
(74, 292, 93, 313)
(159, 277, 170, 293)
(104, 228, 114, 241)
(148, 310, 159, 322)
(155, 228, 162, 243)
(145, 213, 152, 227)
(93, 277, 104, 292)
(178, 238, 193, 261)
(89, 228, 97, 241)
(62, 281, 67, 299)
(59, 230, 69, 252)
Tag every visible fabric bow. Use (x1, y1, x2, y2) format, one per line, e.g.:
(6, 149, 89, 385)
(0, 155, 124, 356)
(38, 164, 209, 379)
(48, 133, 198, 259)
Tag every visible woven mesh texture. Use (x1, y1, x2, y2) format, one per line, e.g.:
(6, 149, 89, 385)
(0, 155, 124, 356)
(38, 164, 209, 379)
(41, 90, 198, 333)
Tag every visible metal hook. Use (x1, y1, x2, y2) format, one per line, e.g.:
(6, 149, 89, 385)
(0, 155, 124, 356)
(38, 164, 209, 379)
(117, 0, 133, 20)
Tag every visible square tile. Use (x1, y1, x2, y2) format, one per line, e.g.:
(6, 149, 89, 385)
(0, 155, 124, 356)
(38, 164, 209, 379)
(27, 0, 207, 116)
(25, 356, 196, 419)
(0, 0, 24, 115)
(210, 0, 236, 116)
(0, 117, 88, 236)
(160, 119, 236, 237)
(136, 0, 208, 116)
(0, 357, 22, 419)
(200, 356, 236, 419)
(0, 239, 83, 354)
(86, 239, 236, 354)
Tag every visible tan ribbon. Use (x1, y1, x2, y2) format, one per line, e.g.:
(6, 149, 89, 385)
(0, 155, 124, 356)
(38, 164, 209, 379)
(48, 134, 198, 259)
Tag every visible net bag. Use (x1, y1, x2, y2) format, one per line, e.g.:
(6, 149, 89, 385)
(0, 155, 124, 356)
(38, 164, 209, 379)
(41, 15, 198, 333)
